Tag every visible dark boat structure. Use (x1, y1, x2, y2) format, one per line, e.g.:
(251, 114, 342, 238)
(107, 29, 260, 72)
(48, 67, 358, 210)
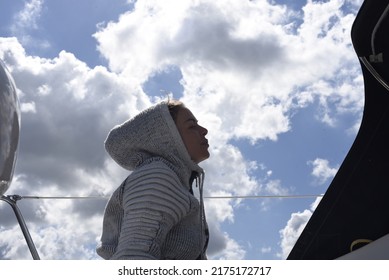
(288, 0, 389, 260)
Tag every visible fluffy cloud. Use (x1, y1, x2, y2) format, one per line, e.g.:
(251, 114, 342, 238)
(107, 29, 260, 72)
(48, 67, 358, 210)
(10, 0, 50, 50)
(0, 38, 139, 259)
(94, 0, 363, 144)
(0, 36, 257, 259)
(308, 158, 339, 185)
(11, 0, 44, 31)
(278, 197, 322, 259)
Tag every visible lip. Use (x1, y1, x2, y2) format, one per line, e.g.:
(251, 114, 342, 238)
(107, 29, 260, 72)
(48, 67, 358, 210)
(201, 140, 209, 146)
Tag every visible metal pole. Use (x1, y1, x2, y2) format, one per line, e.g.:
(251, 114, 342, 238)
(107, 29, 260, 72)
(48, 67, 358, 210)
(0, 195, 40, 260)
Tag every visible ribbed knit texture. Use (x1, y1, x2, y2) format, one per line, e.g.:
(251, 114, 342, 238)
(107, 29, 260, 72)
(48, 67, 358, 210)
(96, 102, 208, 260)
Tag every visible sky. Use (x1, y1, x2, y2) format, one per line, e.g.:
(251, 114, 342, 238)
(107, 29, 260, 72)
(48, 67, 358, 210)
(0, 0, 365, 260)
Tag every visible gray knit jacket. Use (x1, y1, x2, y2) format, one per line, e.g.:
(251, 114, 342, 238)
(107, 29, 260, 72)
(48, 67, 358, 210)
(96, 102, 209, 260)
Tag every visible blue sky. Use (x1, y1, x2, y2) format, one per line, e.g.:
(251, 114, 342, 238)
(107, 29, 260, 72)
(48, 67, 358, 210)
(0, 0, 364, 259)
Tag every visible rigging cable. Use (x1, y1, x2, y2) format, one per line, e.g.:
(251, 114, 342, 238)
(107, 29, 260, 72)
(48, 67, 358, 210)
(12, 194, 324, 201)
(360, 3, 389, 92)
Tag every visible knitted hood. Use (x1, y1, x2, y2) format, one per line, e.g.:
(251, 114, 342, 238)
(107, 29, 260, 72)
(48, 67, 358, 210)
(104, 101, 203, 187)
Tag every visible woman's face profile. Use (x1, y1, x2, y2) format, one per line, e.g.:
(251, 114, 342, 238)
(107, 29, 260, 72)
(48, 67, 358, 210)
(175, 107, 210, 164)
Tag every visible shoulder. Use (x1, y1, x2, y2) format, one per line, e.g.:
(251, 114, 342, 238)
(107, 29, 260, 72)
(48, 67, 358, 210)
(127, 158, 183, 188)
(122, 158, 191, 205)
(121, 159, 193, 222)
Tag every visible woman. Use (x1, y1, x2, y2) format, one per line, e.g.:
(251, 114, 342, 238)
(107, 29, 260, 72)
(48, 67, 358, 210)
(96, 100, 210, 260)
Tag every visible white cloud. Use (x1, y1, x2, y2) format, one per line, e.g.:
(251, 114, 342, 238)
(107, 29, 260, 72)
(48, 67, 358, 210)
(0, 37, 145, 259)
(264, 179, 289, 196)
(261, 246, 271, 254)
(208, 228, 246, 260)
(20, 101, 36, 113)
(10, 0, 50, 49)
(258, 179, 291, 212)
(94, 0, 362, 144)
(1, 37, 253, 259)
(278, 197, 322, 259)
(308, 158, 339, 185)
(12, 0, 44, 31)
(277, 157, 336, 258)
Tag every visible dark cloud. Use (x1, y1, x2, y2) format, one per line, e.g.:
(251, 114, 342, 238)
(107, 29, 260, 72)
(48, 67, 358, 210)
(166, 3, 285, 75)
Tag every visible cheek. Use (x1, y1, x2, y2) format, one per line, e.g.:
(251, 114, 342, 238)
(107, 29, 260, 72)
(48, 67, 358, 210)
(182, 134, 199, 155)
(183, 137, 197, 151)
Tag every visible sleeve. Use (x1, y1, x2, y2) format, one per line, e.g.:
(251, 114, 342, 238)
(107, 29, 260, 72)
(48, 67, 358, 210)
(111, 165, 191, 260)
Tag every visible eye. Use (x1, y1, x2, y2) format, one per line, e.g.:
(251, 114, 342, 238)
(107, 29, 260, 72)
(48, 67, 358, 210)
(185, 118, 199, 129)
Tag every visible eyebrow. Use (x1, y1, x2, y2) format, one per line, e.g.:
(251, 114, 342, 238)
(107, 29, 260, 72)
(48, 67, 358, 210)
(185, 118, 198, 123)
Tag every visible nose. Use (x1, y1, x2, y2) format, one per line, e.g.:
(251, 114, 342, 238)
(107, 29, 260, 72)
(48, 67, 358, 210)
(200, 125, 208, 136)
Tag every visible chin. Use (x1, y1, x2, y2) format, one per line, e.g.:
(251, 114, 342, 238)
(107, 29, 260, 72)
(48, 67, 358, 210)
(197, 153, 210, 164)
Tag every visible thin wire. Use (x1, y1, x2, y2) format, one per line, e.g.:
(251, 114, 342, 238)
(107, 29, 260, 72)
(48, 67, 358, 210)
(371, 3, 389, 55)
(360, 57, 389, 92)
(204, 194, 324, 199)
(17, 194, 324, 200)
(363, 4, 389, 93)
(19, 195, 109, 200)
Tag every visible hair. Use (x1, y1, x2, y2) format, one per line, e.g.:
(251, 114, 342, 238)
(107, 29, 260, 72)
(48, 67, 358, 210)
(167, 99, 185, 122)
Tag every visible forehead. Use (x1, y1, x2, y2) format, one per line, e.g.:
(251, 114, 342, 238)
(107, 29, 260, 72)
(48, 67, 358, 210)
(176, 107, 197, 123)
